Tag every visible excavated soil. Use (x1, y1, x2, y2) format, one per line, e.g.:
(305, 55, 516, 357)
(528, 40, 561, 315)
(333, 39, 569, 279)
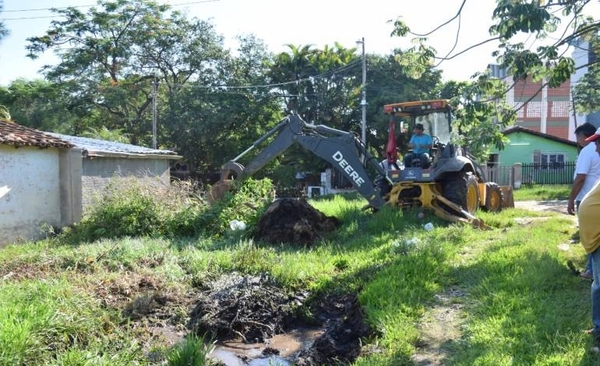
(254, 198, 341, 246)
(186, 273, 372, 365)
(116, 196, 369, 365)
(113, 272, 372, 365)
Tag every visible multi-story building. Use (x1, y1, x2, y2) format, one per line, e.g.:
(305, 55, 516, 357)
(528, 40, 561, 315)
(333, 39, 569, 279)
(489, 40, 598, 142)
(488, 64, 575, 141)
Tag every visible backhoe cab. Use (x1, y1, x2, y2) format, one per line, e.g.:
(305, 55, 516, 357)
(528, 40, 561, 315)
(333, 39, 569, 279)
(382, 99, 511, 225)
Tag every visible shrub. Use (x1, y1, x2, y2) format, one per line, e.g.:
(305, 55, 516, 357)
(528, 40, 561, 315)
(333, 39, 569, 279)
(58, 177, 275, 243)
(196, 178, 275, 238)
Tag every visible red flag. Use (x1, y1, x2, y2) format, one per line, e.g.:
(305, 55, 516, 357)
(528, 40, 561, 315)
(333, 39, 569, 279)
(386, 119, 398, 164)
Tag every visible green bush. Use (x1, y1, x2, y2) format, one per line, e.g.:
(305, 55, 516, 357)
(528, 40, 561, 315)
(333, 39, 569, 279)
(58, 177, 275, 244)
(197, 178, 275, 238)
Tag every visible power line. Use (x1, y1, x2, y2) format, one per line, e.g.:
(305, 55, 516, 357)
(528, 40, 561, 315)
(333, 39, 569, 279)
(94, 60, 362, 92)
(2, 4, 94, 13)
(0, 0, 220, 21)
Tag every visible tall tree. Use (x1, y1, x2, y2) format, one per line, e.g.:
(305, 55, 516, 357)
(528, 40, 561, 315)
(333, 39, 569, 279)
(26, 0, 227, 146)
(165, 35, 283, 173)
(573, 37, 600, 113)
(366, 51, 442, 155)
(0, 79, 78, 132)
(266, 44, 444, 174)
(266, 44, 366, 174)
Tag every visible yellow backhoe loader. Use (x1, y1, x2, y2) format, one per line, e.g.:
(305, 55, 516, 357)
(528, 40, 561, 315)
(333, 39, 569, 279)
(381, 99, 514, 225)
(211, 99, 513, 226)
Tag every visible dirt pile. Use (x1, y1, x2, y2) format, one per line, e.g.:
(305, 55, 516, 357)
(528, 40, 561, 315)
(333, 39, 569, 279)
(254, 198, 341, 245)
(295, 294, 373, 366)
(187, 272, 305, 343)
(187, 273, 373, 365)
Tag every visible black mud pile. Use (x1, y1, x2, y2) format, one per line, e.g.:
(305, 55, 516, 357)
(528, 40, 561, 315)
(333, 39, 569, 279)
(187, 273, 305, 343)
(254, 198, 341, 245)
(187, 273, 374, 365)
(295, 294, 373, 366)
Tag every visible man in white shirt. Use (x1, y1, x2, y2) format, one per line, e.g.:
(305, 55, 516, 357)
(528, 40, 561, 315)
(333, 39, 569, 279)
(568, 123, 600, 215)
(568, 123, 600, 279)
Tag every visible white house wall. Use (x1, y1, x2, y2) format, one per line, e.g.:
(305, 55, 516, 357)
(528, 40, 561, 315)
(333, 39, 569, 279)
(0, 145, 61, 247)
(81, 157, 170, 209)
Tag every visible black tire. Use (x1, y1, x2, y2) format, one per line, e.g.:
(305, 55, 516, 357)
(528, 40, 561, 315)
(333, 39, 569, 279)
(441, 172, 480, 215)
(482, 182, 504, 213)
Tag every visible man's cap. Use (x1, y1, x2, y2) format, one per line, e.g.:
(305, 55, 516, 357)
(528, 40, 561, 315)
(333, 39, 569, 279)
(585, 127, 600, 142)
(414, 123, 424, 130)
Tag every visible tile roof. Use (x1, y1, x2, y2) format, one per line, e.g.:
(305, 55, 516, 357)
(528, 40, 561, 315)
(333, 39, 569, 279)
(47, 132, 180, 159)
(0, 119, 74, 149)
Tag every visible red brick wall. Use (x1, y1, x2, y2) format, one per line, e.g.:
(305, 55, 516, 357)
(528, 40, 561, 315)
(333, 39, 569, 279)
(547, 79, 570, 97)
(512, 76, 571, 140)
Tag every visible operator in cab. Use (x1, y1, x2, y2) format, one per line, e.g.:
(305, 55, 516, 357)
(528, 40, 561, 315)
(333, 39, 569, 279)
(403, 123, 433, 168)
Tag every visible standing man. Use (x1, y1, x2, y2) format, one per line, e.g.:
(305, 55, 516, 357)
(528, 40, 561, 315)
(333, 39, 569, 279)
(568, 123, 600, 279)
(403, 123, 433, 168)
(577, 127, 600, 351)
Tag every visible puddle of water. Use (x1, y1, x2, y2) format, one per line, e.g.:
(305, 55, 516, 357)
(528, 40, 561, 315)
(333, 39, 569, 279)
(210, 348, 291, 366)
(247, 356, 292, 366)
(208, 327, 323, 366)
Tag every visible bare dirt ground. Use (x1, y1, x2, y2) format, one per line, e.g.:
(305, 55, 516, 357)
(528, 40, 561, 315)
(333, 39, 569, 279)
(411, 288, 468, 366)
(514, 199, 569, 215)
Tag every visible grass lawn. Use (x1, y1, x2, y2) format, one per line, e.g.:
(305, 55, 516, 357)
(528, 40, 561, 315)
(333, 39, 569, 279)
(2, 183, 596, 366)
(512, 184, 571, 201)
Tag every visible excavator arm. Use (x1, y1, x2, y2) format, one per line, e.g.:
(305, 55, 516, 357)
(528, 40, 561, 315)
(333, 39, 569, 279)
(213, 114, 387, 209)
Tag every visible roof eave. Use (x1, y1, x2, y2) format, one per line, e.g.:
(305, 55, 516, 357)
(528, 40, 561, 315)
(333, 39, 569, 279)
(83, 150, 182, 160)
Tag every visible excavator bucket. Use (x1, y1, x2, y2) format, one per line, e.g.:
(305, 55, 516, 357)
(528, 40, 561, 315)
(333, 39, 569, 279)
(208, 179, 234, 204)
(208, 161, 246, 204)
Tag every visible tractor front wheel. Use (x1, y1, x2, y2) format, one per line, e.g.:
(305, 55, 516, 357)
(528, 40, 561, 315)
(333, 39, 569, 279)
(441, 172, 480, 216)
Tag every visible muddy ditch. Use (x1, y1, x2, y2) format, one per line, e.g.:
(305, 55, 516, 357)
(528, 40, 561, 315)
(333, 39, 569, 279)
(187, 272, 373, 365)
(118, 272, 374, 365)
(115, 198, 373, 365)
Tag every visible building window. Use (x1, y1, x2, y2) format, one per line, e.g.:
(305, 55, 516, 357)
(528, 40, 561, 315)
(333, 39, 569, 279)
(533, 150, 566, 169)
(513, 102, 524, 118)
(551, 101, 570, 118)
(526, 102, 542, 118)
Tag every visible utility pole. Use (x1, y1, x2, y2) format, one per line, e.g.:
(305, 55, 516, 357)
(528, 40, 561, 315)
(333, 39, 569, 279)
(152, 73, 158, 149)
(356, 37, 367, 147)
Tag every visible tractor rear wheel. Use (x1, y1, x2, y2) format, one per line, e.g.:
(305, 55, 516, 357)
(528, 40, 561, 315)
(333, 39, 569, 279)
(482, 182, 504, 212)
(442, 172, 480, 215)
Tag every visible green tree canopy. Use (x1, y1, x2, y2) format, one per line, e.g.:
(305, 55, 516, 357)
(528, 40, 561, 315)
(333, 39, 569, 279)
(0, 79, 78, 132)
(25, 0, 228, 145)
(573, 37, 600, 113)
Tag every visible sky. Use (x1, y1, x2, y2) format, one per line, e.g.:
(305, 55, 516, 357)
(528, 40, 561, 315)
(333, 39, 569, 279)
(0, 0, 594, 85)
